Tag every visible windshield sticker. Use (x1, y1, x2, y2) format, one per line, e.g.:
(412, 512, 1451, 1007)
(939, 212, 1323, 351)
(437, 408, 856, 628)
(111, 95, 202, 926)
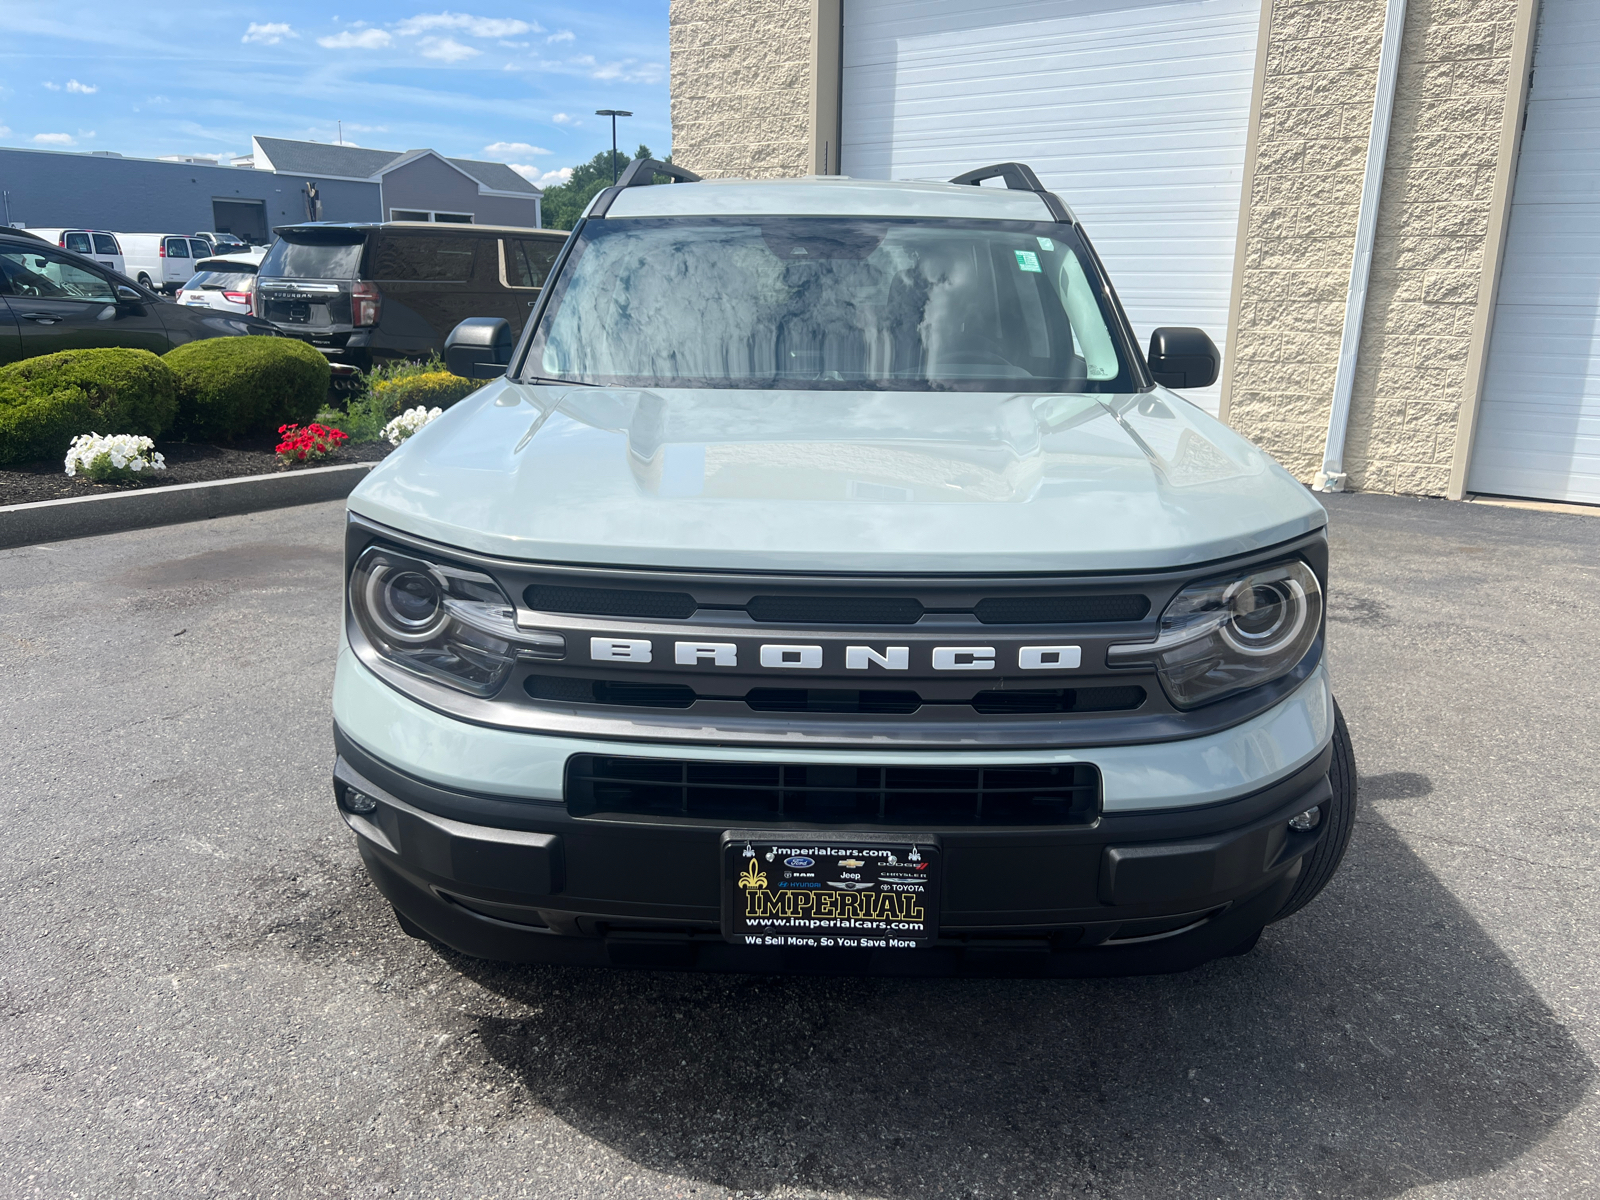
(1014, 249, 1042, 273)
(1036, 237, 1055, 252)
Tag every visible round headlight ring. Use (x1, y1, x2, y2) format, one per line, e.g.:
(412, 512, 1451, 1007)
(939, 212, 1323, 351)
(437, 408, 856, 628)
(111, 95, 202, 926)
(363, 561, 447, 645)
(1219, 573, 1308, 657)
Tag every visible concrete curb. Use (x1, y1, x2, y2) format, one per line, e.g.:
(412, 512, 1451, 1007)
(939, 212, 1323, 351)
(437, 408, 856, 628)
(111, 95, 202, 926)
(0, 462, 374, 551)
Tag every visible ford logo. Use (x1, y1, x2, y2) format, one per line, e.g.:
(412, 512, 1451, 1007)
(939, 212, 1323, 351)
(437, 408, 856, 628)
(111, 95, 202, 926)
(784, 856, 815, 868)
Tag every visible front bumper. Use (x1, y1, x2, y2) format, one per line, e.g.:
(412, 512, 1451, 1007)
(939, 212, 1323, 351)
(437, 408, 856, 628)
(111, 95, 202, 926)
(331, 652, 1335, 975)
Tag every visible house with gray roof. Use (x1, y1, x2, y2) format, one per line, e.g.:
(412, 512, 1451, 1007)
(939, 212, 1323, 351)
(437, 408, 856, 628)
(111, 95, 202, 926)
(0, 134, 542, 245)
(249, 137, 541, 228)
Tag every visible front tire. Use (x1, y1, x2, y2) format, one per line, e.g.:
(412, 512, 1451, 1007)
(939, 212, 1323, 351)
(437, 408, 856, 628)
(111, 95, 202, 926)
(1271, 700, 1357, 922)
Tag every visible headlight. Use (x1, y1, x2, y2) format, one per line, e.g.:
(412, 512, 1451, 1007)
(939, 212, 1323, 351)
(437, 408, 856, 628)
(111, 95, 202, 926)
(1107, 559, 1321, 708)
(349, 546, 522, 696)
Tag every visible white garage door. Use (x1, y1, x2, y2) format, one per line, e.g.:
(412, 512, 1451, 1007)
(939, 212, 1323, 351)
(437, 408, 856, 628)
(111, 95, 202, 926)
(1468, 0, 1600, 504)
(839, 0, 1262, 414)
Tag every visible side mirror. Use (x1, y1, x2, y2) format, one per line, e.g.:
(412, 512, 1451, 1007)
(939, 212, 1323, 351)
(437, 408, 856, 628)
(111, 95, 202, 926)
(1146, 327, 1220, 389)
(445, 317, 514, 379)
(115, 284, 144, 304)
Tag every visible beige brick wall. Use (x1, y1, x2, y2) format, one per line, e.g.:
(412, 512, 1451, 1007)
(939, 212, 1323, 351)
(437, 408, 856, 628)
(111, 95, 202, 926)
(1229, 0, 1522, 495)
(1343, 0, 1520, 495)
(670, 0, 813, 179)
(1228, 0, 1392, 483)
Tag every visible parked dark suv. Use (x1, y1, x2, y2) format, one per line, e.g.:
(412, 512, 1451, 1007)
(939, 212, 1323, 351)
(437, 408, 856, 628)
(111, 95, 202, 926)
(0, 229, 278, 366)
(255, 222, 567, 376)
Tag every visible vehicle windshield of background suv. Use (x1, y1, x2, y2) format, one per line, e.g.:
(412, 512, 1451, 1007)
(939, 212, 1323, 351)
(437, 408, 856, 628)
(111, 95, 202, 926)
(258, 234, 364, 280)
(527, 216, 1136, 392)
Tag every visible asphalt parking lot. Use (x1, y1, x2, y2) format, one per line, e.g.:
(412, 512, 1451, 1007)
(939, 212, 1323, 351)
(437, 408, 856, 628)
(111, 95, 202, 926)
(1, 494, 1597, 1199)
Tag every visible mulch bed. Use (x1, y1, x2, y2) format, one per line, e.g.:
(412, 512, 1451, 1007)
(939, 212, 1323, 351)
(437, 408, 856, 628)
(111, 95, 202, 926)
(0, 438, 392, 507)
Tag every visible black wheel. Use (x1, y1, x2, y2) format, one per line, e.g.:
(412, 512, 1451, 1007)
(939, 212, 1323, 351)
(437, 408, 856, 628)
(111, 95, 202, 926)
(393, 907, 434, 942)
(137, 273, 153, 289)
(1271, 699, 1357, 922)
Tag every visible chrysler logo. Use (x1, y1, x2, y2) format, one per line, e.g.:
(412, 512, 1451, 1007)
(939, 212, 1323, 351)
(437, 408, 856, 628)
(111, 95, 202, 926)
(588, 637, 1081, 671)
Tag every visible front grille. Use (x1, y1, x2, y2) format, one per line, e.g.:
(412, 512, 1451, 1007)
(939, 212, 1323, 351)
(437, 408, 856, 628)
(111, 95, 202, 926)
(974, 595, 1150, 624)
(746, 595, 924, 624)
(971, 686, 1145, 714)
(566, 755, 1101, 826)
(521, 584, 1149, 625)
(526, 676, 1146, 716)
(526, 584, 696, 620)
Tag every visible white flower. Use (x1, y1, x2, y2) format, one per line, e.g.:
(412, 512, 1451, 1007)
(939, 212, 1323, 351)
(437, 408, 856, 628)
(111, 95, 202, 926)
(382, 405, 444, 447)
(63, 432, 166, 481)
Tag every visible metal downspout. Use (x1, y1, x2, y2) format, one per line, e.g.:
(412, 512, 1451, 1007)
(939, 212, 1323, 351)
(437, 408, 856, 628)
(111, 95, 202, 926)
(1314, 0, 1408, 492)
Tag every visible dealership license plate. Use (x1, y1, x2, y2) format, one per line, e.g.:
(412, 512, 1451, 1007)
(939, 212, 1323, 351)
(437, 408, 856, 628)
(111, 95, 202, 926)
(720, 831, 941, 949)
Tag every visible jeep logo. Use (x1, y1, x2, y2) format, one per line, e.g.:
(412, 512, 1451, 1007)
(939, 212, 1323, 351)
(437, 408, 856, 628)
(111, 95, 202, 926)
(588, 638, 1081, 671)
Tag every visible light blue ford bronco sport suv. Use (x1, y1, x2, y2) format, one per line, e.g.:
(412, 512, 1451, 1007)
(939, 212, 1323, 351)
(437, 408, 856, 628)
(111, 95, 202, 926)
(332, 159, 1355, 976)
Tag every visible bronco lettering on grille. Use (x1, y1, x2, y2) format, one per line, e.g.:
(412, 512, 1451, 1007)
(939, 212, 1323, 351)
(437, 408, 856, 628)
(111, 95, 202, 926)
(583, 639, 1082, 671)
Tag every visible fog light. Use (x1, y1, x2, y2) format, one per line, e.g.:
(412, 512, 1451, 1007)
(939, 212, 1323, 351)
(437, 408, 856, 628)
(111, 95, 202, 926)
(344, 788, 378, 815)
(1288, 806, 1321, 832)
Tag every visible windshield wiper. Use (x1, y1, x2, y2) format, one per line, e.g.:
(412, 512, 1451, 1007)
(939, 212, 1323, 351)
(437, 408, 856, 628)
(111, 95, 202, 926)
(520, 374, 602, 387)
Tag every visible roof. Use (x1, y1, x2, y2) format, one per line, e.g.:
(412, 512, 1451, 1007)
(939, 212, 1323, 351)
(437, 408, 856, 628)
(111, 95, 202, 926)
(252, 136, 540, 196)
(602, 176, 1065, 222)
(272, 221, 564, 237)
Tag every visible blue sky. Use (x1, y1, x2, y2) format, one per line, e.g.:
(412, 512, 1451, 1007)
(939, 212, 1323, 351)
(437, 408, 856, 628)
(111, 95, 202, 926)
(0, 2, 670, 187)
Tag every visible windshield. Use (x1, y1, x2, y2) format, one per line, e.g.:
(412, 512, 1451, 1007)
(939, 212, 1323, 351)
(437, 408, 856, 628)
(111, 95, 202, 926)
(187, 270, 254, 290)
(259, 235, 364, 280)
(524, 216, 1135, 391)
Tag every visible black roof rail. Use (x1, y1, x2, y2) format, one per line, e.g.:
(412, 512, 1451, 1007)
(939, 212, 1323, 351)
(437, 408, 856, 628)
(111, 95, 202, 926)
(589, 157, 702, 218)
(949, 162, 1073, 223)
(616, 157, 701, 187)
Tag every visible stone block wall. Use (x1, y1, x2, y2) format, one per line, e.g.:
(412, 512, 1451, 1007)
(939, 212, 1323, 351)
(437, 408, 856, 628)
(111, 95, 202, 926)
(1228, 0, 1522, 494)
(670, 0, 813, 179)
(1342, 0, 1520, 494)
(1227, 0, 1391, 483)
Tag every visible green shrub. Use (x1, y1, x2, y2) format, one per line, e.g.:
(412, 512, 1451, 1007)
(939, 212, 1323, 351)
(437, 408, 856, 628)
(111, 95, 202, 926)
(326, 356, 478, 443)
(373, 370, 479, 414)
(164, 336, 330, 441)
(0, 348, 178, 465)
(0, 380, 93, 465)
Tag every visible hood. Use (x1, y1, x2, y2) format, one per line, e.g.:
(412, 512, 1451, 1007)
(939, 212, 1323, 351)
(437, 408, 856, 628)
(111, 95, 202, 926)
(347, 381, 1326, 573)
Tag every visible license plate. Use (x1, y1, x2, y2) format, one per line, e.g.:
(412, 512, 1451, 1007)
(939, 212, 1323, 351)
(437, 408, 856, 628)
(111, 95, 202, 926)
(720, 831, 941, 949)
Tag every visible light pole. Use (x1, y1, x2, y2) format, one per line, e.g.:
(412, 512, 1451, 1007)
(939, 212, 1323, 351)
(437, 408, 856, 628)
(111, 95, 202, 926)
(595, 109, 633, 183)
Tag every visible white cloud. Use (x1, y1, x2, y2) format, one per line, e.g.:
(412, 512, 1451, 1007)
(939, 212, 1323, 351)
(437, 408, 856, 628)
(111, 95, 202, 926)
(345, 123, 388, 133)
(519, 165, 572, 188)
(419, 36, 478, 62)
(484, 141, 550, 157)
(242, 22, 297, 45)
(66, 79, 97, 94)
(42, 82, 60, 91)
(551, 112, 573, 125)
(546, 30, 574, 44)
(590, 59, 664, 85)
(0, 124, 11, 137)
(33, 132, 76, 146)
(318, 29, 392, 49)
(397, 13, 539, 38)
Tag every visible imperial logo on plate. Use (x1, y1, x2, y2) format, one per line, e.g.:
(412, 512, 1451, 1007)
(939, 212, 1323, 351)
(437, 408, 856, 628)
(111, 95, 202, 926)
(720, 831, 942, 949)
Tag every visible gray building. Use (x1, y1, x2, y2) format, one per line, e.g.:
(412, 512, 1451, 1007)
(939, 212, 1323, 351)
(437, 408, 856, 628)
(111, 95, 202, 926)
(250, 138, 542, 228)
(0, 135, 542, 245)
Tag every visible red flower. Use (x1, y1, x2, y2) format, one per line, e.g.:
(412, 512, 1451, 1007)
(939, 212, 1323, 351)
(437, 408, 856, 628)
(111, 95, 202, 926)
(276, 422, 349, 467)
